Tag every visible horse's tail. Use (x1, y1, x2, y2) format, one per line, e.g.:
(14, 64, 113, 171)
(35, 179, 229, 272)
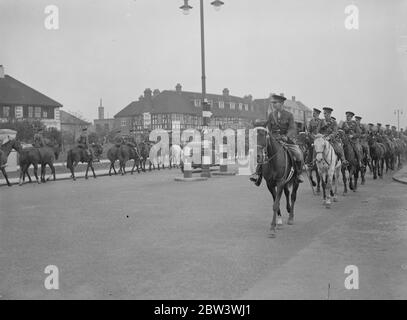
(66, 150, 73, 169)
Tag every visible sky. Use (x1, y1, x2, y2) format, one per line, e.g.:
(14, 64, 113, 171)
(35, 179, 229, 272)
(0, 0, 406, 128)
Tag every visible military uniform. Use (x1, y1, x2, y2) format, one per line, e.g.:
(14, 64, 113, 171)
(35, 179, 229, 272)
(250, 94, 304, 186)
(77, 128, 92, 157)
(384, 125, 392, 138)
(340, 113, 363, 167)
(114, 131, 124, 147)
(305, 108, 322, 164)
(33, 130, 45, 148)
(318, 113, 347, 164)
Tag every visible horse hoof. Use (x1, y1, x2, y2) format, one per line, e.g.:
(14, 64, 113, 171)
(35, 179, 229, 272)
(333, 197, 338, 202)
(287, 218, 294, 225)
(277, 218, 283, 226)
(325, 203, 331, 209)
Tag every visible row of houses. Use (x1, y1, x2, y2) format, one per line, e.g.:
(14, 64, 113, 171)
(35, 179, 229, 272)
(1, 65, 312, 141)
(96, 84, 312, 136)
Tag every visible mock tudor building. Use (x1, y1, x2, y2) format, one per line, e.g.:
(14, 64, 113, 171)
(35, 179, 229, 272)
(253, 94, 312, 131)
(114, 84, 265, 134)
(0, 65, 62, 129)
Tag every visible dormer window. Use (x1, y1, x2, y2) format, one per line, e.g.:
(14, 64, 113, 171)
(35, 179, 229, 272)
(219, 101, 225, 109)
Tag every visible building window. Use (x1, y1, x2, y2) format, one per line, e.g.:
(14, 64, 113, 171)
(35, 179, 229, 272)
(2, 106, 10, 118)
(121, 119, 127, 127)
(239, 103, 243, 110)
(194, 99, 201, 107)
(244, 104, 249, 111)
(28, 106, 34, 118)
(34, 107, 41, 118)
(42, 108, 48, 118)
(219, 101, 225, 109)
(230, 102, 235, 110)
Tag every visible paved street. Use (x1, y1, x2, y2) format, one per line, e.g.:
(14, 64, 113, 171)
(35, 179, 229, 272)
(1, 168, 407, 299)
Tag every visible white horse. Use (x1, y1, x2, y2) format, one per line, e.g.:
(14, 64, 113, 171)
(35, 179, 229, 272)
(313, 134, 342, 209)
(169, 144, 182, 169)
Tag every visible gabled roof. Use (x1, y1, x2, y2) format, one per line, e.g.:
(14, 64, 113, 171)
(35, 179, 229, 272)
(60, 110, 90, 125)
(0, 75, 62, 107)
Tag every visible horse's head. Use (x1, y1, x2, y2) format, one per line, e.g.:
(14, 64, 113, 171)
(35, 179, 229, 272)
(254, 127, 269, 163)
(11, 139, 23, 153)
(313, 134, 326, 163)
(91, 143, 103, 157)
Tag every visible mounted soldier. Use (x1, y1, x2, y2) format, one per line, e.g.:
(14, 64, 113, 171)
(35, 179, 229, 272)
(384, 124, 392, 138)
(376, 123, 383, 136)
(114, 129, 124, 148)
(250, 93, 304, 186)
(77, 127, 92, 157)
(340, 111, 363, 168)
(391, 126, 398, 139)
(355, 115, 371, 166)
(126, 129, 137, 148)
(367, 123, 375, 136)
(33, 128, 45, 148)
(318, 107, 347, 165)
(305, 108, 322, 165)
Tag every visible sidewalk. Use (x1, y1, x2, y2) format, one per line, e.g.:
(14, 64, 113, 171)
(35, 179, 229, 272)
(392, 166, 407, 184)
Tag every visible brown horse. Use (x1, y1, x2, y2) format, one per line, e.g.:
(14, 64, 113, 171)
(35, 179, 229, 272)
(368, 135, 385, 179)
(19, 143, 61, 185)
(107, 144, 121, 175)
(338, 131, 360, 193)
(67, 144, 102, 180)
(256, 128, 301, 238)
(0, 139, 22, 186)
(118, 143, 142, 175)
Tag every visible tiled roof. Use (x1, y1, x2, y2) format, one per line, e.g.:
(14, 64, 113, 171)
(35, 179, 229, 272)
(115, 90, 264, 119)
(0, 75, 62, 107)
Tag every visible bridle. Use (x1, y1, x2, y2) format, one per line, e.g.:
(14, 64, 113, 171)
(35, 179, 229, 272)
(315, 138, 331, 166)
(257, 132, 283, 165)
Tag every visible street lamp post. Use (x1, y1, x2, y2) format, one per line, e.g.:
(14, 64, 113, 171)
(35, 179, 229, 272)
(394, 109, 403, 131)
(180, 0, 224, 178)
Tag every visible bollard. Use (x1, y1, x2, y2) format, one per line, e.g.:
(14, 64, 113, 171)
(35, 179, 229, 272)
(183, 162, 192, 178)
(219, 144, 228, 172)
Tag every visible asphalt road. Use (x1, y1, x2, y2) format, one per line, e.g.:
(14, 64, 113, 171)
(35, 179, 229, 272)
(1, 167, 407, 299)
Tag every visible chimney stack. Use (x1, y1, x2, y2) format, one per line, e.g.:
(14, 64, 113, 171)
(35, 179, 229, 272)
(0, 65, 4, 78)
(139, 95, 144, 101)
(292, 96, 296, 101)
(222, 88, 229, 97)
(144, 88, 152, 100)
(175, 83, 182, 93)
(280, 93, 285, 97)
(153, 89, 160, 97)
(98, 98, 104, 120)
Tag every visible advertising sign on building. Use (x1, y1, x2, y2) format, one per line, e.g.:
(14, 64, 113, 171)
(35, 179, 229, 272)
(143, 112, 151, 128)
(15, 106, 23, 119)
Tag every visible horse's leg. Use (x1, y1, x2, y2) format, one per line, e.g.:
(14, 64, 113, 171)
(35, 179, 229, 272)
(270, 184, 284, 237)
(89, 161, 96, 178)
(354, 168, 359, 191)
(341, 167, 347, 195)
(33, 164, 41, 184)
(288, 181, 299, 225)
(49, 163, 56, 181)
(85, 162, 90, 179)
(1, 168, 11, 187)
(325, 170, 333, 209)
(131, 159, 136, 174)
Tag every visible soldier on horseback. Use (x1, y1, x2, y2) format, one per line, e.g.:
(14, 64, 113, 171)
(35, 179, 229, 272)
(77, 127, 92, 157)
(33, 128, 45, 148)
(305, 108, 322, 165)
(384, 124, 392, 138)
(114, 130, 124, 147)
(318, 107, 348, 165)
(340, 111, 363, 168)
(376, 123, 383, 136)
(355, 115, 371, 165)
(250, 93, 304, 186)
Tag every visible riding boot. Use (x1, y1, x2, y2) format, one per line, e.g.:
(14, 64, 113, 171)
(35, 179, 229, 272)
(249, 164, 263, 186)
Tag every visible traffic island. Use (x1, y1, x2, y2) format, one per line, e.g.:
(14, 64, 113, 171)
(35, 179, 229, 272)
(392, 167, 407, 185)
(174, 162, 209, 182)
(211, 163, 237, 176)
